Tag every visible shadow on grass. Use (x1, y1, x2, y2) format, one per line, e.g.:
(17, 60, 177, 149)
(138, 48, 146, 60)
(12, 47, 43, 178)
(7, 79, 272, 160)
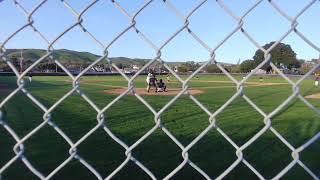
(0, 78, 319, 180)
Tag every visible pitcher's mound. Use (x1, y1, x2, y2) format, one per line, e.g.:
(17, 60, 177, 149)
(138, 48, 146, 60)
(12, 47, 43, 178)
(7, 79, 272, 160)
(104, 88, 203, 96)
(305, 93, 320, 99)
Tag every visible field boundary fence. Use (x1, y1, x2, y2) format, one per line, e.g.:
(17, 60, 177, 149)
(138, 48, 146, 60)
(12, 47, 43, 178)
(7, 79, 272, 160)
(0, 0, 320, 179)
(0, 72, 317, 79)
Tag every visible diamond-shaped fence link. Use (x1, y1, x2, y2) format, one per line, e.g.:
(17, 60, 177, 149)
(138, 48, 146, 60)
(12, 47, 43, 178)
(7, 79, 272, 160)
(0, 0, 319, 179)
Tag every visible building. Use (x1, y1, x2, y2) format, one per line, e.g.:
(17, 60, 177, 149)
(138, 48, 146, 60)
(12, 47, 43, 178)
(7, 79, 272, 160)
(132, 65, 140, 70)
(251, 68, 266, 74)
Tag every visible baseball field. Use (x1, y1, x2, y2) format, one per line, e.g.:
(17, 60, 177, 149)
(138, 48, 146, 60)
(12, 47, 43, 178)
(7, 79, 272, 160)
(0, 74, 319, 179)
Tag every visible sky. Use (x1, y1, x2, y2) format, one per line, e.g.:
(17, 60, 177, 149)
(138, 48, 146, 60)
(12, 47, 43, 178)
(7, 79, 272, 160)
(0, 0, 319, 63)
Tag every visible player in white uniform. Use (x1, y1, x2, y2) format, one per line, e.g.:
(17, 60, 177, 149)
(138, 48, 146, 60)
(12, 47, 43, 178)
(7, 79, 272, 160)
(28, 72, 33, 82)
(146, 72, 157, 93)
(315, 76, 319, 87)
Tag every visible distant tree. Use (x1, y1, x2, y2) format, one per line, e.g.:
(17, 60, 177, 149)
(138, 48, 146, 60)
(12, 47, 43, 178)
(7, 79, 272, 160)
(159, 65, 167, 73)
(311, 59, 320, 63)
(141, 62, 146, 68)
(240, 59, 255, 73)
(229, 65, 241, 73)
(24, 59, 33, 67)
(48, 63, 58, 71)
(177, 65, 188, 73)
(298, 60, 320, 75)
(299, 65, 312, 75)
(205, 64, 222, 73)
(253, 42, 300, 72)
(10, 55, 20, 69)
(298, 59, 306, 65)
(0, 62, 10, 71)
(185, 61, 200, 72)
(116, 63, 123, 69)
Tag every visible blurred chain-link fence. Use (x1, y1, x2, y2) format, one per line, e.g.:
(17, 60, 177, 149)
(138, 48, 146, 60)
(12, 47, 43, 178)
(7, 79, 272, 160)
(1, 0, 320, 179)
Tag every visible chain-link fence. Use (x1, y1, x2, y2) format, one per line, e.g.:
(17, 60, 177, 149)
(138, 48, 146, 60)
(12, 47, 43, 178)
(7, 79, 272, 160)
(0, 0, 320, 179)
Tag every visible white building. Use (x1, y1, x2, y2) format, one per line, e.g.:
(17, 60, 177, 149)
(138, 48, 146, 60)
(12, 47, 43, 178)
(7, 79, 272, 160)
(132, 65, 140, 70)
(251, 68, 266, 74)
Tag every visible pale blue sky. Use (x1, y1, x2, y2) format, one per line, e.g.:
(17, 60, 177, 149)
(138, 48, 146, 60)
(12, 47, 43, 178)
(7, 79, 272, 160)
(0, 0, 319, 63)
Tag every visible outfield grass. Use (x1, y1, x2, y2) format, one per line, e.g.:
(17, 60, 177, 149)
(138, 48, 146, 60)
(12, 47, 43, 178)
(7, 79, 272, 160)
(0, 75, 319, 180)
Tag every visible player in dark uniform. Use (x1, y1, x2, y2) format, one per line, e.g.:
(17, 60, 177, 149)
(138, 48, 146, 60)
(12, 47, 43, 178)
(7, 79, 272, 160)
(157, 79, 167, 92)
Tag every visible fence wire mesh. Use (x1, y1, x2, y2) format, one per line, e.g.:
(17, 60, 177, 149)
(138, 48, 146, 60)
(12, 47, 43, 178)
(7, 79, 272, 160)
(0, 0, 320, 179)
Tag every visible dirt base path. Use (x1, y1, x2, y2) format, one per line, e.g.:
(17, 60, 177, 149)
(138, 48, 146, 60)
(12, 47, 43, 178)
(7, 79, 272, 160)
(100, 81, 287, 96)
(104, 88, 203, 96)
(63, 79, 287, 96)
(305, 93, 320, 99)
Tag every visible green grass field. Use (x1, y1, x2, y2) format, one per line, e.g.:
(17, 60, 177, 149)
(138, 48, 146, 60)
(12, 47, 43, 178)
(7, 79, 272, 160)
(0, 75, 319, 180)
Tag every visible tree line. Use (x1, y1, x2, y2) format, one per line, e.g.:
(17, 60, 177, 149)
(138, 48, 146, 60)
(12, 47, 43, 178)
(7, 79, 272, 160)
(177, 42, 318, 74)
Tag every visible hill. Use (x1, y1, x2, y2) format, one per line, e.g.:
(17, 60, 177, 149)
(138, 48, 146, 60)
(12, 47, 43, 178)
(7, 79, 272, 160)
(1, 49, 236, 73)
(4, 49, 151, 67)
